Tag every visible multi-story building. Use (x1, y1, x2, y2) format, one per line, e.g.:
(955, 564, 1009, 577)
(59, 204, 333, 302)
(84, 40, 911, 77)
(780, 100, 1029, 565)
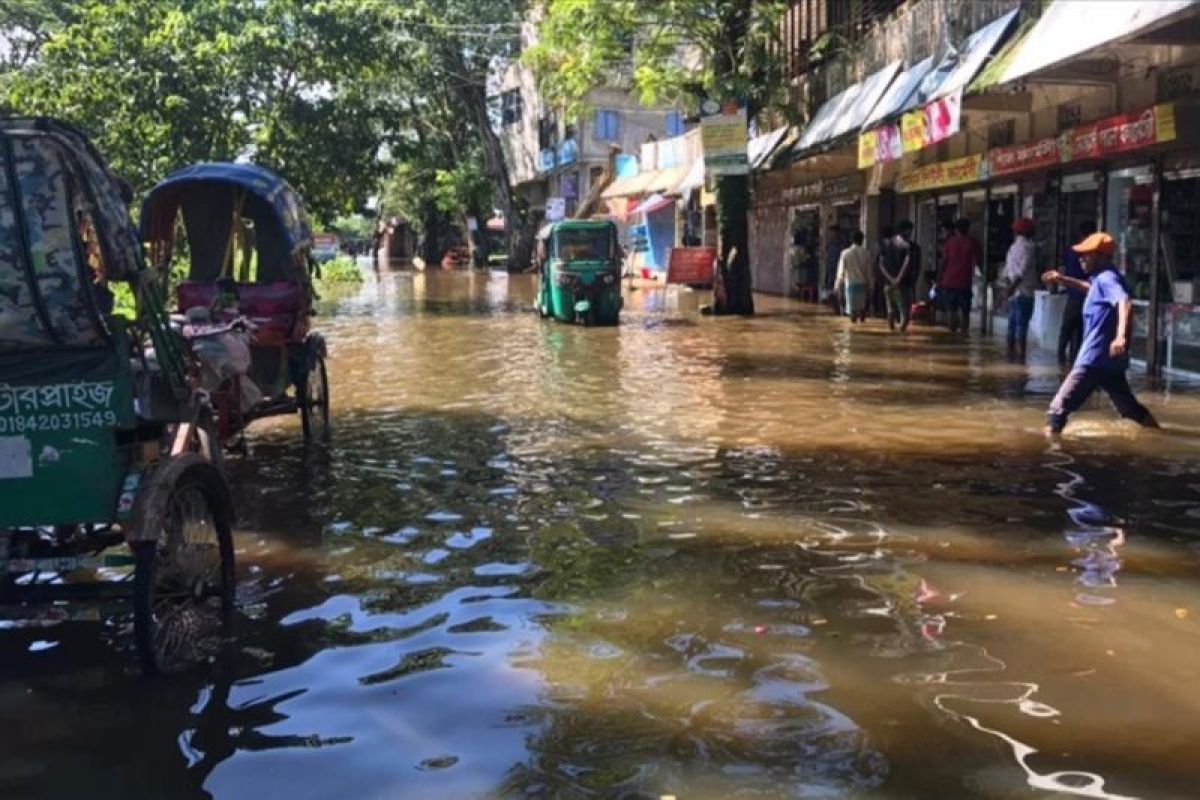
(497, 14, 685, 224)
(753, 0, 1200, 376)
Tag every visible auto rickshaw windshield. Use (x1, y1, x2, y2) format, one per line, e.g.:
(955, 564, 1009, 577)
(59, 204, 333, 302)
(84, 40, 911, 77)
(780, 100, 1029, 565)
(554, 228, 613, 262)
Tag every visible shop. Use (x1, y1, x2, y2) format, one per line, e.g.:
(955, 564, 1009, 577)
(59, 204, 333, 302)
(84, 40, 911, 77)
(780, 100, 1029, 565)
(749, 165, 864, 298)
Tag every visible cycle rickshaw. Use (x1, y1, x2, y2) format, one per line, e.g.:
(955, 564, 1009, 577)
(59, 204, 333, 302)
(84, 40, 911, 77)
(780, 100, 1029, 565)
(0, 118, 234, 674)
(140, 163, 329, 445)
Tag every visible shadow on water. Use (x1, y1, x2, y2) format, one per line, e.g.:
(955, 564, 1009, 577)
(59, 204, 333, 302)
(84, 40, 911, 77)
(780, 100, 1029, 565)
(4, 273, 1200, 799)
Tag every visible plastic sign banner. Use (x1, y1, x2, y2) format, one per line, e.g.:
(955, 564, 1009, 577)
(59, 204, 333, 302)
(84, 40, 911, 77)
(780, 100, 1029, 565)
(860, 88, 962, 169)
(1060, 103, 1176, 162)
(895, 153, 984, 194)
(701, 98, 748, 176)
(989, 137, 1060, 177)
(666, 247, 717, 285)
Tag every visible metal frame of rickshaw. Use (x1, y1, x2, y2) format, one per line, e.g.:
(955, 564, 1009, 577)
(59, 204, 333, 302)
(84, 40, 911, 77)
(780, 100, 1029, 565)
(140, 164, 330, 446)
(0, 118, 235, 674)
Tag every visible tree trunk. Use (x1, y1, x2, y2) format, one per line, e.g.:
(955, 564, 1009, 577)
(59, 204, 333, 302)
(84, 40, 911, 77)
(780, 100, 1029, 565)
(709, 0, 755, 315)
(444, 47, 535, 272)
(713, 174, 754, 315)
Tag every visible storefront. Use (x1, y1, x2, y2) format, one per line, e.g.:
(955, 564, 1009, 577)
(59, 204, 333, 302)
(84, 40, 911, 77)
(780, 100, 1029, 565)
(750, 164, 864, 297)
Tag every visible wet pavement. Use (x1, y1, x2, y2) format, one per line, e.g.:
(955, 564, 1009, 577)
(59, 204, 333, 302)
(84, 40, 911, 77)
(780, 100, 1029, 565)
(4, 271, 1200, 799)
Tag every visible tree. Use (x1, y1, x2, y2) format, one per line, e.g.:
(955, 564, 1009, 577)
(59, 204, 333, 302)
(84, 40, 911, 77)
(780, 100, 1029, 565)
(387, 0, 535, 270)
(524, 0, 790, 314)
(1, 0, 405, 221)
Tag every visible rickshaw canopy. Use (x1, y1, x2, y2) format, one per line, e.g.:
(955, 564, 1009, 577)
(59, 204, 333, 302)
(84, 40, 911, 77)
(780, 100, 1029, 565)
(0, 117, 145, 349)
(140, 162, 313, 284)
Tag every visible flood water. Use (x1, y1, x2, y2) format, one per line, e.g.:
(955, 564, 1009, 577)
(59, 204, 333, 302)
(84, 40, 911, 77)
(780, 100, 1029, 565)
(4, 271, 1200, 799)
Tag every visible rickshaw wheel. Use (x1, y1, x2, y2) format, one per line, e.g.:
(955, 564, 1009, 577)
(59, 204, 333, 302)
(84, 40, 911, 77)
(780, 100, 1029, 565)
(301, 353, 330, 441)
(132, 458, 235, 675)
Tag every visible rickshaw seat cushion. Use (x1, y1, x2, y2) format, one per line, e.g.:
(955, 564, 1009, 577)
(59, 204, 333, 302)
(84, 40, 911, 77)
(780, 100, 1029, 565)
(178, 281, 304, 317)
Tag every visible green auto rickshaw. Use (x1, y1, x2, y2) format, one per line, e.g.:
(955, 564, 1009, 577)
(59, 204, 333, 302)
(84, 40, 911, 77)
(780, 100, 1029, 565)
(535, 220, 622, 326)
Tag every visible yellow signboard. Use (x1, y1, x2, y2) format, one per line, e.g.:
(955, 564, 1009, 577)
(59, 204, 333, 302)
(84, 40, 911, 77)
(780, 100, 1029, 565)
(857, 130, 878, 169)
(895, 154, 985, 194)
(901, 109, 926, 153)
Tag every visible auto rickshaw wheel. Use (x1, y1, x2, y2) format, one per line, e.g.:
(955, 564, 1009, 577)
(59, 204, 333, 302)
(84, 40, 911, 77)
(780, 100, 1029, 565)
(132, 458, 235, 675)
(301, 353, 330, 441)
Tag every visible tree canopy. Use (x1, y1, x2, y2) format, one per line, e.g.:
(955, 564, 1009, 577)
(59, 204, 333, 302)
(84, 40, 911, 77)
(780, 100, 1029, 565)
(1, 0, 406, 221)
(523, 0, 789, 120)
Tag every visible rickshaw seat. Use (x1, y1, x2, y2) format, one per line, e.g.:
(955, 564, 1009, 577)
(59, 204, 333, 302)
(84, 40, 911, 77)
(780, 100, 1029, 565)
(177, 281, 304, 346)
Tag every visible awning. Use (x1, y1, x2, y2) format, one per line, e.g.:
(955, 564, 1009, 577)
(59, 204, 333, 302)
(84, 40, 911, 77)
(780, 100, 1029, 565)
(795, 61, 902, 152)
(968, 18, 1035, 94)
(860, 56, 935, 130)
(1002, 1, 1198, 84)
(643, 166, 687, 196)
(637, 193, 674, 215)
(749, 126, 791, 171)
(917, 7, 1019, 102)
(674, 158, 705, 196)
(602, 170, 657, 199)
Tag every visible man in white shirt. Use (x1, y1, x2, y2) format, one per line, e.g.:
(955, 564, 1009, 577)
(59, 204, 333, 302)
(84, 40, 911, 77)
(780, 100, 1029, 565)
(834, 230, 872, 323)
(1003, 218, 1039, 360)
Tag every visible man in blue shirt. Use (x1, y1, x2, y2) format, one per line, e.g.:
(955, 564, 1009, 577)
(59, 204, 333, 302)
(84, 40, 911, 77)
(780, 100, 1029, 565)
(1056, 220, 1095, 363)
(1041, 232, 1159, 437)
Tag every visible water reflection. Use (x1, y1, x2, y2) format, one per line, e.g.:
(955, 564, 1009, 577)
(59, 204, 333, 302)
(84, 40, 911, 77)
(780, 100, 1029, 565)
(3, 272, 1200, 799)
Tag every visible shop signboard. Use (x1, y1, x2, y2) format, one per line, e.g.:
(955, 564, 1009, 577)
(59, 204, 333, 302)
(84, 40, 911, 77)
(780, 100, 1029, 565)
(701, 98, 748, 176)
(1060, 103, 1176, 163)
(901, 108, 927, 153)
(857, 129, 878, 169)
(666, 246, 716, 285)
(895, 153, 985, 194)
(629, 223, 649, 253)
(989, 137, 1060, 178)
(861, 88, 962, 168)
(858, 124, 904, 169)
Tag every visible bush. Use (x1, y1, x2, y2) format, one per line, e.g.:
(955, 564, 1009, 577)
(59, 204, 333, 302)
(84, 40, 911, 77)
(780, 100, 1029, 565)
(317, 255, 364, 285)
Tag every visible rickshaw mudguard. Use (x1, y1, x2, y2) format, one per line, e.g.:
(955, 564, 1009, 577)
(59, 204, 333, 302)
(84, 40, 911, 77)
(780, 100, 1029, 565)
(126, 453, 233, 542)
(0, 348, 136, 526)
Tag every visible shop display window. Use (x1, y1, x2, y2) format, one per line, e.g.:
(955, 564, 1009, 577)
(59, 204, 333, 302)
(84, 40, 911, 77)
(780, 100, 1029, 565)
(1105, 166, 1154, 298)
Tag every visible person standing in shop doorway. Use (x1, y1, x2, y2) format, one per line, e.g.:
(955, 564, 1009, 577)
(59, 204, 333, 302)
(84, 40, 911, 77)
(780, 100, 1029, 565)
(1003, 217, 1039, 361)
(894, 220, 920, 332)
(835, 230, 872, 323)
(1057, 219, 1096, 364)
(1042, 232, 1159, 437)
(938, 217, 981, 336)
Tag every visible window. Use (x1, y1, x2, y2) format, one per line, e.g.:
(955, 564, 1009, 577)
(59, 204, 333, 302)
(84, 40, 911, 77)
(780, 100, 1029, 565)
(987, 119, 1015, 148)
(501, 89, 523, 126)
(666, 111, 685, 137)
(593, 109, 620, 142)
(538, 114, 558, 150)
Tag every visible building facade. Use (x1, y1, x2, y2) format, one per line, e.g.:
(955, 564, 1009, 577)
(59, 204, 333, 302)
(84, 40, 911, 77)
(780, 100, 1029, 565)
(750, 0, 1200, 377)
(498, 15, 683, 227)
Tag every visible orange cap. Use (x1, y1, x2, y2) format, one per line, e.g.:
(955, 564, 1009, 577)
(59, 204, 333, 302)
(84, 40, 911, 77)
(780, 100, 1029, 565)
(1072, 232, 1116, 255)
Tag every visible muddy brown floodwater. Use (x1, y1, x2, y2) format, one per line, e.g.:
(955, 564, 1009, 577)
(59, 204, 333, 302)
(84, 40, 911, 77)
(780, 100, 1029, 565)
(4, 271, 1200, 799)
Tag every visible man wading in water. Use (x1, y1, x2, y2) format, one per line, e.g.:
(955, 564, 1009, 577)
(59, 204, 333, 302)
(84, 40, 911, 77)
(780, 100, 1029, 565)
(1041, 232, 1159, 437)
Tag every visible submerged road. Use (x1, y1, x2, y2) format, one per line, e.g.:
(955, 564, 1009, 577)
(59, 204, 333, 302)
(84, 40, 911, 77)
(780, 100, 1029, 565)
(4, 271, 1200, 799)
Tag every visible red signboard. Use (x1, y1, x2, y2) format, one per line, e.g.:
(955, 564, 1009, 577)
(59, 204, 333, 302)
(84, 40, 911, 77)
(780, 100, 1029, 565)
(667, 246, 716, 285)
(1061, 104, 1176, 163)
(988, 137, 1060, 177)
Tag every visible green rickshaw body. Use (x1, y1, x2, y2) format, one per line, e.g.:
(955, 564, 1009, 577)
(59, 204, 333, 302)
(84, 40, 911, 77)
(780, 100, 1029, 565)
(0, 118, 188, 528)
(0, 349, 136, 526)
(536, 220, 622, 325)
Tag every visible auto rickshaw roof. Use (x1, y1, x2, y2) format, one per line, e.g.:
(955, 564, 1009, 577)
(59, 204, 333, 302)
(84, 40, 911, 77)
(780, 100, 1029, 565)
(140, 162, 313, 255)
(537, 219, 616, 239)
